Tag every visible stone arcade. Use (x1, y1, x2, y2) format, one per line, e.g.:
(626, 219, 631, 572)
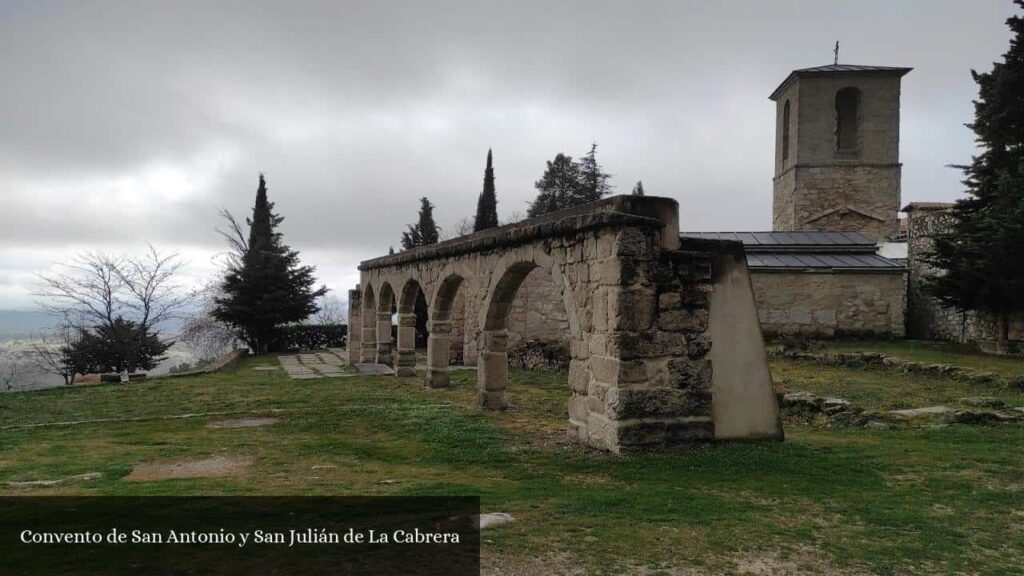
(347, 196, 783, 452)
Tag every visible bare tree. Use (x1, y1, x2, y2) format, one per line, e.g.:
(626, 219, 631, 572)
(0, 347, 38, 392)
(35, 246, 185, 374)
(178, 280, 238, 360)
(312, 293, 346, 325)
(440, 217, 476, 241)
(31, 315, 88, 386)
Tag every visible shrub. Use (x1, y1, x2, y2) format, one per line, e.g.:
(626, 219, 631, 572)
(508, 339, 570, 371)
(1010, 373, 1024, 391)
(277, 324, 348, 351)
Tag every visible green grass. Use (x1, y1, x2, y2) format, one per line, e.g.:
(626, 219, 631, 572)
(771, 357, 1024, 410)
(824, 339, 1024, 378)
(1, 354, 1023, 575)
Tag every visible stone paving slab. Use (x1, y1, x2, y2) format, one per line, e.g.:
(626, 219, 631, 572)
(277, 349, 353, 380)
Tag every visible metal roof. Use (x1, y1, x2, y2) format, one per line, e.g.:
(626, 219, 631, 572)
(770, 64, 912, 100)
(680, 231, 905, 271)
(745, 252, 904, 270)
(681, 231, 876, 248)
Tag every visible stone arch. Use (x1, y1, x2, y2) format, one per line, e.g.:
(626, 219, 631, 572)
(359, 283, 377, 363)
(375, 282, 396, 366)
(835, 87, 860, 152)
(476, 256, 582, 412)
(394, 278, 427, 376)
(424, 273, 465, 388)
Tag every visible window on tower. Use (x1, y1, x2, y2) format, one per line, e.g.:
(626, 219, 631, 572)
(835, 87, 860, 152)
(782, 100, 791, 162)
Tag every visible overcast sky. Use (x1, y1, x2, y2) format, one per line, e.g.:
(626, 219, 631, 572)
(0, 1, 1017, 312)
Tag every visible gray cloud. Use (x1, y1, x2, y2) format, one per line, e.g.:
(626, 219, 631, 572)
(0, 0, 1016, 309)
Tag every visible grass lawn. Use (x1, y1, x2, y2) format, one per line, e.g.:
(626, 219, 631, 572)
(1, 354, 1023, 575)
(823, 339, 1024, 379)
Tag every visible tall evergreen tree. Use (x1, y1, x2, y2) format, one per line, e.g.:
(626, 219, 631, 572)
(576, 142, 614, 201)
(925, 1, 1024, 351)
(632, 180, 645, 196)
(528, 144, 613, 217)
(528, 153, 582, 217)
(474, 149, 499, 231)
(214, 174, 327, 354)
(401, 197, 441, 249)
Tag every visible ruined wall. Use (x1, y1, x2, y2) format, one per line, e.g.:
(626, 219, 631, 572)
(750, 270, 906, 337)
(906, 207, 1024, 351)
(506, 267, 571, 350)
(354, 195, 783, 451)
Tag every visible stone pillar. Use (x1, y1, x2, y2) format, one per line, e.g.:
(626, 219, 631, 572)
(375, 311, 393, 366)
(395, 313, 417, 376)
(476, 329, 508, 410)
(360, 304, 376, 364)
(425, 315, 452, 388)
(346, 288, 361, 365)
(581, 228, 718, 452)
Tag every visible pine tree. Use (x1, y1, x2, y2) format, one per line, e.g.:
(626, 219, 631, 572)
(474, 149, 499, 232)
(401, 197, 441, 249)
(925, 2, 1024, 351)
(528, 144, 613, 217)
(528, 153, 581, 217)
(632, 180, 645, 196)
(213, 174, 327, 354)
(576, 142, 614, 203)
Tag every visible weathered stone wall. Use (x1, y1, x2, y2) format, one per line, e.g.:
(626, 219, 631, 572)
(750, 270, 906, 337)
(906, 207, 1024, 350)
(506, 267, 571, 350)
(351, 195, 783, 452)
(790, 165, 901, 241)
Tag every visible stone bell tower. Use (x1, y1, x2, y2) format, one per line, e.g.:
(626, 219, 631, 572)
(770, 64, 911, 242)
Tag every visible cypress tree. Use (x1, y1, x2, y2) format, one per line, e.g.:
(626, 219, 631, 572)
(632, 180, 645, 196)
(474, 149, 499, 231)
(214, 174, 327, 354)
(925, 2, 1024, 351)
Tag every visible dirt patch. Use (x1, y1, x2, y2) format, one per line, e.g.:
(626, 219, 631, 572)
(207, 417, 281, 429)
(125, 455, 250, 481)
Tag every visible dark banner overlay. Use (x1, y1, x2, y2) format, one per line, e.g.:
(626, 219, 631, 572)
(0, 497, 480, 576)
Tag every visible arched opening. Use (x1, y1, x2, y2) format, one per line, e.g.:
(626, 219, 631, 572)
(835, 87, 859, 153)
(359, 284, 377, 364)
(396, 279, 429, 377)
(425, 274, 466, 388)
(782, 99, 791, 162)
(478, 261, 564, 411)
(506, 267, 571, 368)
(376, 283, 396, 366)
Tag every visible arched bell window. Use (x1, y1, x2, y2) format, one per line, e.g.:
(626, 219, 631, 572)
(782, 100, 791, 162)
(835, 87, 860, 152)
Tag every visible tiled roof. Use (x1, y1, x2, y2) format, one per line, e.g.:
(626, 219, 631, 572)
(770, 64, 912, 99)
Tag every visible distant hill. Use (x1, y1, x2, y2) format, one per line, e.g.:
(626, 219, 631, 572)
(0, 310, 55, 339)
(0, 310, 184, 340)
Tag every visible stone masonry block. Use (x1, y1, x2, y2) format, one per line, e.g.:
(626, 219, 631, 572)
(589, 355, 647, 385)
(610, 331, 687, 360)
(657, 308, 709, 333)
(609, 287, 656, 331)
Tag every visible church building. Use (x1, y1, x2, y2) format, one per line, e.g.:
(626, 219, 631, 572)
(684, 64, 913, 337)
